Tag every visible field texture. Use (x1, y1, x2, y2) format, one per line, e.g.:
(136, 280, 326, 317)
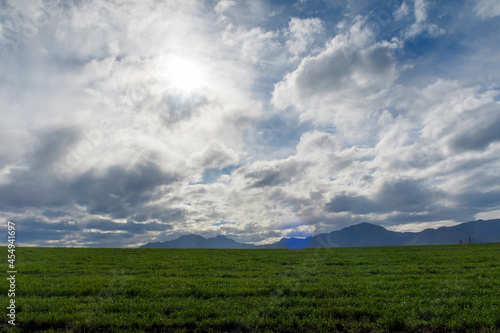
(1, 244, 500, 332)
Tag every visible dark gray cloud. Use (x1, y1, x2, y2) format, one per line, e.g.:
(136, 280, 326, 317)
(456, 190, 500, 210)
(129, 208, 185, 223)
(247, 168, 284, 188)
(0, 129, 186, 242)
(0, 129, 179, 213)
(6, 217, 78, 245)
(449, 116, 500, 152)
(42, 209, 68, 218)
(0, 127, 79, 208)
(31, 128, 90, 169)
(8, 217, 173, 247)
(325, 179, 440, 215)
(67, 161, 180, 219)
(241, 159, 309, 189)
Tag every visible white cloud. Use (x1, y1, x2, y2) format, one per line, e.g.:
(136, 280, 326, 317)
(285, 17, 323, 59)
(221, 24, 280, 63)
(404, 0, 445, 38)
(386, 220, 461, 232)
(394, 1, 410, 21)
(273, 31, 400, 145)
(475, 209, 500, 220)
(190, 141, 239, 170)
(414, 0, 427, 23)
(215, 0, 236, 14)
(475, 0, 500, 18)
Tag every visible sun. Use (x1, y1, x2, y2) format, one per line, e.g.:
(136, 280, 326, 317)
(158, 56, 206, 92)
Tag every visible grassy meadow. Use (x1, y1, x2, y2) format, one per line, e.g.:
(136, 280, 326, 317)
(1, 243, 500, 332)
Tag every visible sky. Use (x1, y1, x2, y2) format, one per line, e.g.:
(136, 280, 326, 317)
(1, 0, 500, 247)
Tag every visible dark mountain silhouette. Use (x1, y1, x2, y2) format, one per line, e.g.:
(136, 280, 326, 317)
(259, 237, 312, 250)
(140, 219, 500, 249)
(141, 234, 256, 249)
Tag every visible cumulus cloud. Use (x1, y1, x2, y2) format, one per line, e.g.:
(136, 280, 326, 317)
(275, 39, 398, 107)
(273, 28, 400, 145)
(285, 17, 323, 60)
(190, 141, 239, 170)
(221, 24, 280, 64)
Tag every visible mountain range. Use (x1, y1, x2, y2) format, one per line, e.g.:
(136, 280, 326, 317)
(140, 219, 500, 249)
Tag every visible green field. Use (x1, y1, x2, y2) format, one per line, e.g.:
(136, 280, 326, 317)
(1, 244, 500, 332)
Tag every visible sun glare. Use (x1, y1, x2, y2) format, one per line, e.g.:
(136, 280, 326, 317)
(159, 56, 206, 92)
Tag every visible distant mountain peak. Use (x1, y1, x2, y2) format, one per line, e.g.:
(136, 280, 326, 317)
(212, 235, 230, 239)
(140, 219, 500, 249)
(181, 233, 204, 238)
(348, 222, 386, 230)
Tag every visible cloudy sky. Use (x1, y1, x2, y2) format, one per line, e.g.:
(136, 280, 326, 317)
(1, 0, 500, 247)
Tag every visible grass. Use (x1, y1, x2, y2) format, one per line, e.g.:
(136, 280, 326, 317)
(1, 244, 500, 332)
